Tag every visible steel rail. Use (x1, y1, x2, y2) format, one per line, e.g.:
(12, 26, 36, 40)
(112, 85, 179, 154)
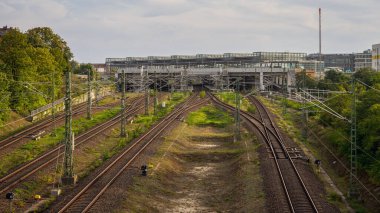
(0, 95, 114, 151)
(207, 92, 295, 212)
(56, 94, 207, 212)
(247, 95, 318, 213)
(0, 97, 144, 194)
(208, 92, 318, 212)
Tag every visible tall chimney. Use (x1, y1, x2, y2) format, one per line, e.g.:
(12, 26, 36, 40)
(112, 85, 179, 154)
(319, 8, 322, 61)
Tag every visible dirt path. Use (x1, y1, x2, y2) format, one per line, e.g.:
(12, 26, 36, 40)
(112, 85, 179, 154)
(119, 121, 265, 212)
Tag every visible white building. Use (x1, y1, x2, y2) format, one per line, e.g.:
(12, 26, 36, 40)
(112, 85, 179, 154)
(373, 43, 380, 71)
(354, 49, 372, 71)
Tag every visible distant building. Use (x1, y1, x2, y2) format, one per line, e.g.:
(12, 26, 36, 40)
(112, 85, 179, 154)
(92, 63, 106, 73)
(307, 53, 355, 72)
(373, 44, 380, 71)
(354, 49, 372, 71)
(0, 26, 12, 38)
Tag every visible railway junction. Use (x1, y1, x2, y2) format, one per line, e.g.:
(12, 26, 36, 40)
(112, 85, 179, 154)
(0, 52, 378, 212)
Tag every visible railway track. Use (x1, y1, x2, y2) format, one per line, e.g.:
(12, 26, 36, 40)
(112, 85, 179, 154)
(0, 97, 144, 195)
(0, 96, 116, 154)
(52, 93, 208, 212)
(208, 92, 318, 213)
(247, 95, 318, 213)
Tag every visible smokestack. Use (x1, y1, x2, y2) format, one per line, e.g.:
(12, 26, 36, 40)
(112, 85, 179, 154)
(319, 8, 322, 61)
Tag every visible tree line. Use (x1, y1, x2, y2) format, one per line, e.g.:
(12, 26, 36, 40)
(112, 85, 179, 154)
(296, 68, 380, 184)
(0, 27, 73, 122)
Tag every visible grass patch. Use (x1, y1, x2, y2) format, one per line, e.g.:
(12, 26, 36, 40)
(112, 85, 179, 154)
(186, 105, 234, 128)
(0, 106, 120, 177)
(216, 92, 256, 113)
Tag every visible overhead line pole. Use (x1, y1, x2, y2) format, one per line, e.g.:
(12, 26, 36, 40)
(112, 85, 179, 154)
(145, 68, 149, 115)
(120, 69, 126, 137)
(87, 68, 92, 120)
(234, 79, 241, 142)
(349, 77, 358, 198)
(154, 71, 158, 115)
(302, 70, 308, 140)
(62, 69, 76, 185)
(51, 71, 56, 136)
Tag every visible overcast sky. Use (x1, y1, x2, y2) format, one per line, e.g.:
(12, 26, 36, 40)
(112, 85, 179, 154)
(1, 0, 379, 63)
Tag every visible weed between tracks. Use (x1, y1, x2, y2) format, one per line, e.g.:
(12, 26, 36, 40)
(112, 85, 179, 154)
(257, 95, 356, 212)
(8, 92, 188, 212)
(0, 106, 120, 177)
(216, 92, 256, 114)
(118, 105, 265, 212)
(186, 105, 233, 128)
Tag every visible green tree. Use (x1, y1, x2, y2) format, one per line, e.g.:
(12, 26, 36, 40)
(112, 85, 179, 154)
(353, 68, 380, 86)
(0, 63, 10, 123)
(317, 70, 350, 91)
(0, 27, 72, 115)
(0, 29, 38, 114)
(26, 27, 73, 71)
(295, 70, 317, 90)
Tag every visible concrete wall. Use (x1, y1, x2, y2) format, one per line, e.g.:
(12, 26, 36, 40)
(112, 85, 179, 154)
(29, 87, 112, 122)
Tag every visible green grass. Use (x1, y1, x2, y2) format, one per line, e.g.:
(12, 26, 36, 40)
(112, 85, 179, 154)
(186, 105, 234, 128)
(0, 107, 120, 177)
(216, 92, 256, 113)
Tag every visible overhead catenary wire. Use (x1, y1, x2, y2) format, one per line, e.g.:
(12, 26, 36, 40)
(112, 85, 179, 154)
(296, 91, 348, 121)
(316, 117, 380, 164)
(307, 126, 380, 205)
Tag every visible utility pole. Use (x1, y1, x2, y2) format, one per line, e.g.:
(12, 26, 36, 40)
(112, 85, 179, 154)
(61, 70, 77, 185)
(120, 69, 126, 137)
(302, 70, 308, 140)
(87, 68, 92, 120)
(144, 68, 149, 115)
(319, 8, 322, 80)
(94, 73, 99, 106)
(51, 71, 56, 136)
(282, 75, 287, 115)
(349, 77, 358, 198)
(154, 71, 158, 115)
(234, 79, 241, 142)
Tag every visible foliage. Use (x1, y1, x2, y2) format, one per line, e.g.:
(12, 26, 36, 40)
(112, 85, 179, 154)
(216, 92, 253, 112)
(0, 72, 10, 123)
(295, 70, 318, 90)
(73, 63, 98, 79)
(200, 90, 206, 98)
(353, 68, 380, 86)
(0, 27, 72, 116)
(309, 68, 380, 184)
(186, 105, 233, 128)
(317, 70, 350, 91)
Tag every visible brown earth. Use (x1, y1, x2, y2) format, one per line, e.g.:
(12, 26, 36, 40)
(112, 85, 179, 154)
(116, 122, 266, 212)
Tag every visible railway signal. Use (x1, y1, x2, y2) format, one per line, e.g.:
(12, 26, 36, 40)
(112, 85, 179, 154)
(6, 192, 14, 212)
(141, 165, 147, 176)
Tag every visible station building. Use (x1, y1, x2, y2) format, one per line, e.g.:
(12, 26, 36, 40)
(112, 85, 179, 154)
(354, 49, 372, 71)
(373, 43, 380, 71)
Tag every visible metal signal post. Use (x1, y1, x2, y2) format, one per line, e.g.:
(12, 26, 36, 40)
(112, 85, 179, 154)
(62, 70, 77, 185)
(349, 78, 358, 198)
(120, 69, 126, 137)
(87, 68, 92, 120)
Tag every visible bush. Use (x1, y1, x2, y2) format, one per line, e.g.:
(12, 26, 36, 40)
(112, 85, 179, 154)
(200, 91, 206, 98)
(187, 105, 233, 128)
